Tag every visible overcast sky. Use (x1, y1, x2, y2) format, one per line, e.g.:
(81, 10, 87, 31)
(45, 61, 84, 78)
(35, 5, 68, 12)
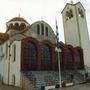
(0, 0, 90, 42)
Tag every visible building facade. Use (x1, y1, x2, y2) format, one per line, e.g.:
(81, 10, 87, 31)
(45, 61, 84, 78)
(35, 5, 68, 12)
(0, 1, 86, 90)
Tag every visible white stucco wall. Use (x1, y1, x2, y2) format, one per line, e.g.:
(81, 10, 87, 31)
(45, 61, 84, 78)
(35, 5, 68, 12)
(0, 40, 10, 84)
(9, 41, 21, 86)
(3, 41, 10, 84)
(0, 44, 5, 83)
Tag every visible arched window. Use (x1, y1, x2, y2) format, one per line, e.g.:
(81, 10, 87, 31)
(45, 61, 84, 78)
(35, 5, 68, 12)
(9, 23, 13, 29)
(45, 27, 48, 36)
(66, 9, 73, 20)
(78, 8, 84, 18)
(20, 23, 26, 30)
(37, 24, 40, 35)
(15, 23, 19, 30)
(24, 42, 37, 70)
(66, 49, 73, 64)
(76, 49, 84, 69)
(41, 24, 44, 35)
(41, 44, 51, 70)
(0, 46, 4, 60)
(13, 44, 16, 62)
(76, 50, 81, 63)
(6, 44, 8, 59)
(12, 74, 15, 85)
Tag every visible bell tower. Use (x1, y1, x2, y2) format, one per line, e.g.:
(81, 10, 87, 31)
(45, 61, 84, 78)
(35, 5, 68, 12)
(62, 2, 90, 69)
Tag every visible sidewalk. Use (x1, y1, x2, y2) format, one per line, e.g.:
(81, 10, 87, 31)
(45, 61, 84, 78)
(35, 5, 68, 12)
(0, 85, 21, 90)
(62, 83, 90, 90)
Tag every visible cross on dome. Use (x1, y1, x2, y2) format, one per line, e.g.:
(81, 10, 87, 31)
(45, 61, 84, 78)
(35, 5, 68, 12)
(71, 0, 74, 4)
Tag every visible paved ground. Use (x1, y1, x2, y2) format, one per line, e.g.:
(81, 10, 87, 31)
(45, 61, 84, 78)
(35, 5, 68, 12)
(0, 85, 21, 90)
(0, 83, 90, 90)
(62, 83, 90, 90)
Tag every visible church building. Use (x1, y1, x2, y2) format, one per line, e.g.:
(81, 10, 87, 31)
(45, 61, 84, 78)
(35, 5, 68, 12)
(0, 1, 89, 90)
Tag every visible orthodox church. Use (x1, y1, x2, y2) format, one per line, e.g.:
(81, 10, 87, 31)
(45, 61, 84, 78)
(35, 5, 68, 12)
(0, 1, 89, 90)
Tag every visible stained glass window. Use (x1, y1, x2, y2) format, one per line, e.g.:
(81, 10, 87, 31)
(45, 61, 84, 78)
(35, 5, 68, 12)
(23, 43, 36, 70)
(41, 44, 51, 70)
(66, 49, 73, 64)
(76, 50, 81, 63)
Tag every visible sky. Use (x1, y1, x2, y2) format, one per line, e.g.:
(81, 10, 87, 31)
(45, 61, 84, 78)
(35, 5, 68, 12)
(0, 0, 90, 42)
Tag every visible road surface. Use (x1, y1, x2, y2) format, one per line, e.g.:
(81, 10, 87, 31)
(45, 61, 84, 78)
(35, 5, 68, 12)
(62, 83, 90, 90)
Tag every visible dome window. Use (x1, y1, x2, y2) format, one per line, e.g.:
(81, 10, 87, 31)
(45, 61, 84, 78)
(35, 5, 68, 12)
(41, 24, 44, 35)
(20, 23, 26, 30)
(8, 23, 13, 30)
(37, 24, 40, 35)
(15, 23, 19, 30)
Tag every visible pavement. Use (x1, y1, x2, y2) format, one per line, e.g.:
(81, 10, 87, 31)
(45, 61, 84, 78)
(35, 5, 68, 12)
(0, 85, 21, 90)
(61, 83, 90, 90)
(0, 83, 90, 90)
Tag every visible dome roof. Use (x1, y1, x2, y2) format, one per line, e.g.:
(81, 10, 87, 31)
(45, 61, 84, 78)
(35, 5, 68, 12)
(8, 17, 28, 23)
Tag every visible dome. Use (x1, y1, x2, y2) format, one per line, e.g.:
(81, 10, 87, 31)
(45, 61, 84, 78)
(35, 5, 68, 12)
(8, 17, 28, 24)
(6, 17, 30, 32)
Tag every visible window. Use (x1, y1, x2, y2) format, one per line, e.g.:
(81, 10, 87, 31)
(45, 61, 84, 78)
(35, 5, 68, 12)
(66, 9, 73, 20)
(9, 23, 13, 29)
(0, 46, 4, 60)
(37, 24, 40, 35)
(12, 74, 15, 85)
(15, 23, 19, 30)
(78, 8, 84, 18)
(23, 43, 37, 70)
(45, 27, 48, 36)
(41, 44, 51, 70)
(41, 24, 44, 35)
(6, 44, 8, 59)
(20, 23, 26, 30)
(13, 45, 16, 61)
(66, 49, 73, 64)
(76, 50, 81, 63)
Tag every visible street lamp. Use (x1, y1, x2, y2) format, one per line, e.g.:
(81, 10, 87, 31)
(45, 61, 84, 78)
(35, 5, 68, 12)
(55, 47, 62, 88)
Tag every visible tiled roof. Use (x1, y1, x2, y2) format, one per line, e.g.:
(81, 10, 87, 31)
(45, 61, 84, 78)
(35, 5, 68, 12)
(0, 33, 9, 41)
(8, 17, 28, 23)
